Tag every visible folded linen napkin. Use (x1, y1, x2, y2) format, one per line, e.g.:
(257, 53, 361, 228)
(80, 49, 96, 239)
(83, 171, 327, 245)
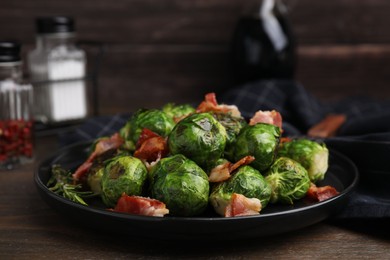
(58, 80, 390, 219)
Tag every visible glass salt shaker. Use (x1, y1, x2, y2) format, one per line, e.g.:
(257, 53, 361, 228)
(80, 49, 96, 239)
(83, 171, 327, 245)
(0, 41, 34, 170)
(28, 16, 87, 124)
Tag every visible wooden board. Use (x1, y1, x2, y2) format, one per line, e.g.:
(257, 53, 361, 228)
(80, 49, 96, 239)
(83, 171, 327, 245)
(1, 0, 390, 114)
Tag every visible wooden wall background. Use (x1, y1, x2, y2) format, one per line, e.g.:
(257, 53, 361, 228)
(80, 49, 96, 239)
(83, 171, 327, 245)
(1, 0, 390, 115)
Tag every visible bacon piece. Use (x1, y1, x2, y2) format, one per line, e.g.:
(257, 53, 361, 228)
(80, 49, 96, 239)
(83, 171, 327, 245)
(113, 194, 169, 217)
(249, 110, 283, 130)
(208, 156, 255, 182)
(196, 92, 218, 113)
(72, 132, 124, 181)
(136, 128, 159, 148)
(280, 137, 292, 144)
(133, 128, 168, 163)
(307, 114, 346, 138)
(208, 163, 231, 183)
(225, 193, 262, 217)
(71, 161, 93, 183)
(305, 183, 339, 202)
(196, 92, 241, 118)
(172, 114, 190, 124)
(230, 156, 255, 172)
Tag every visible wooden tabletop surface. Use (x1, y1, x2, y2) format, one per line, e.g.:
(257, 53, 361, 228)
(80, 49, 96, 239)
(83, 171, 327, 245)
(1, 135, 389, 259)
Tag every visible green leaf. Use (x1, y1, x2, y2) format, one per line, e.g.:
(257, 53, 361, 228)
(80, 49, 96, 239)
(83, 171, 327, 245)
(47, 164, 93, 206)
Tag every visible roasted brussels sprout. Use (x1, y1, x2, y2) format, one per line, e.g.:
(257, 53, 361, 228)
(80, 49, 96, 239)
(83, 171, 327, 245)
(101, 155, 148, 207)
(278, 139, 329, 183)
(162, 103, 195, 122)
(86, 147, 121, 194)
(87, 167, 104, 194)
(168, 112, 227, 169)
(265, 157, 311, 205)
(150, 154, 210, 216)
(119, 109, 175, 150)
(209, 165, 272, 216)
(232, 123, 280, 172)
(212, 112, 247, 159)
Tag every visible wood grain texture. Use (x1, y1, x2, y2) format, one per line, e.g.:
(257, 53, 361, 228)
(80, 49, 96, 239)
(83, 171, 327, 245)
(1, 0, 390, 114)
(1, 3, 390, 256)
(2, 0, 390, 44)
(297, 44, 390, 100)
(95, 44, 228, 114)
(0, 135, 389, 259)
(91, 43, 390, 114)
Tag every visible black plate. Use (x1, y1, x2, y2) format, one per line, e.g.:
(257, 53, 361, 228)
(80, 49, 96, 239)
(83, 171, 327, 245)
(34, 142, 358, 240)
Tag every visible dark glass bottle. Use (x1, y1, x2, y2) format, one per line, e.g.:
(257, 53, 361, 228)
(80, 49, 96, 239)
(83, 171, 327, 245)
(229, 0, 295, 86)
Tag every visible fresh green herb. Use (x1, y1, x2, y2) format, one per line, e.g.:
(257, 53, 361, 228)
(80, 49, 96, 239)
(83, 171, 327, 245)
(47, 164, 93, 206)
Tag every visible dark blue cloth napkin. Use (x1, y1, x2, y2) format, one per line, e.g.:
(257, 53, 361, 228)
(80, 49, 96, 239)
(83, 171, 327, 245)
(221, 80, 390, 219)
(58, 80, 390, 219)
(58, 113, 130, 147)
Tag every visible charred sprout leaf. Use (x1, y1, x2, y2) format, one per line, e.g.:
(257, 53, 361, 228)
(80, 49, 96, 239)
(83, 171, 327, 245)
(119, 109, 175, 151)
(150, 154, 210, 217)
(265, 157, 311, 205)
(212, 112, 247, 144)
(101, 155, 148, 207)
(211, 112, 247, 160)
(168, 112, 227, 169)
(47, 164, 93, 206)
(278, 138, 329, 183)
(86, 148, 124, 194)
(209, 165, 271, 216)
(233, 123, 280, 172)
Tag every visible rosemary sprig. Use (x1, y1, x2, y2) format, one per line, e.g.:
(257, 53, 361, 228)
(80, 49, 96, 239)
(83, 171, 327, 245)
(47, 164, 93, 206)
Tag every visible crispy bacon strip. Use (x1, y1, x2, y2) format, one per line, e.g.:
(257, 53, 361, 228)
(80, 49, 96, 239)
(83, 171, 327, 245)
(280, 137, 292, 144)
(306, 183, 340, 202)
(172, 114, 190, 124)
(230, 156, 255, 172)
(72, 132, 124, 181)
(208, 163, 230, 183)
(208, 156, 255, 182)
(136, 128, 159, 148)
(307, 114, 346, 138)
(113, 194, 169, 217)
(249, 110, 283, 131)
(225, 193, 262, 217)
(196, 92, 241, 118)
(72, 161, 93, 183)
(133, 128, 168, 163)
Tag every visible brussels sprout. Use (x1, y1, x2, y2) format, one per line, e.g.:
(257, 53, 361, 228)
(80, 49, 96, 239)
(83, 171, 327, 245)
(101, 155, 148, 207)
(209, 165, 272, 216)
(119, 109, 175, 150)
(162, 103, 195, 122)
(233, 123, 280, 172)
(150, 154, 210, 216)
(212, 112, 247, 159)
(278, 139, 329, 183)
(87, 167, 104, 194)
(168, 112, 227, 169)
(265, 157, 311, 205)
(86, 148, 121, 194)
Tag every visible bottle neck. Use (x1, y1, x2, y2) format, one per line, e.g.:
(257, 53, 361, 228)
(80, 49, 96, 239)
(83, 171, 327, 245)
(0, 61, 22, 82)
(35, 32, 76, 50)
(259, 0, 287, 18)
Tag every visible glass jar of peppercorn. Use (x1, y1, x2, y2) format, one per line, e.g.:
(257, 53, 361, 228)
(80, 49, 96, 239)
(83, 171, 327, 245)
(0, 41, 34, 170)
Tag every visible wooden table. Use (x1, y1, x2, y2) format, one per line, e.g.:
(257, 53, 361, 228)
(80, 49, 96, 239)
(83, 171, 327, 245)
(1, 135, 389, 259)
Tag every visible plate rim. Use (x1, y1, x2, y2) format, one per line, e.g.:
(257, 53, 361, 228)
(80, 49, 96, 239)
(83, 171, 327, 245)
(34, 141, 359, 224)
